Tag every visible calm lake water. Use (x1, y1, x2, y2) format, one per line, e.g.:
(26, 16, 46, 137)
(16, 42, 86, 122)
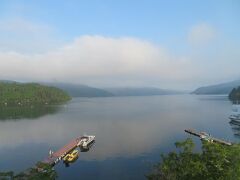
(0, 95, 238, 179)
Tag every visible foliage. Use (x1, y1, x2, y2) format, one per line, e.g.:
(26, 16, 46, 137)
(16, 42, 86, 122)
(229, 86, 240, 102)
(0, 162, 57, 180)
(0, 171, 14, 179)
(147, 138, 240, 180)
(0, 82, 71, 106)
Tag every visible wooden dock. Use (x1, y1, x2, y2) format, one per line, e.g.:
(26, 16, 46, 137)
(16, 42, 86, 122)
(185, 129, 232, 146)
(43, 135, 95, 166)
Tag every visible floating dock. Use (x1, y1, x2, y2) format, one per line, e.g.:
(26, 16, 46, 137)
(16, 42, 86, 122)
(43, 135, 95, 166)
(185, 129, 232, 146)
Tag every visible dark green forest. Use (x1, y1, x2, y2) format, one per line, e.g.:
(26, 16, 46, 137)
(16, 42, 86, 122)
(0, 82, 71, 106)
(229, 86, 240, 102)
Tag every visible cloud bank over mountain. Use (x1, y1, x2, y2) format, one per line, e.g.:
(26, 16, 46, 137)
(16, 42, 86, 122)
(0, 17, 239, 89)
(0, 35, 197, 87)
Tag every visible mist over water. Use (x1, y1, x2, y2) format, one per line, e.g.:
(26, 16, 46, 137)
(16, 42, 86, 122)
(0, 95, 237, 179)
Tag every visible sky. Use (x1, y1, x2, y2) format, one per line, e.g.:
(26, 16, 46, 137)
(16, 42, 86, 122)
(0, 0, 239, 90)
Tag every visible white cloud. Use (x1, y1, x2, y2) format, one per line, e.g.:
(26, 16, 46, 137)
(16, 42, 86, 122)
(0, 35, 196, 88)
(188, 23, 216, 45)
(0, 21, 238, 89)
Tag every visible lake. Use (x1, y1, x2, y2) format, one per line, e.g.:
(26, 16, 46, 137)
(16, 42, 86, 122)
(0, 95, 238, 179)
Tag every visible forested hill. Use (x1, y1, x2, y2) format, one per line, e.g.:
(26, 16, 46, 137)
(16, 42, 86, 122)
(229, 86, 240, 102)
(192, 79, 240, 94)
(43, 83, 184, 97)
(0, 82, 71, 106)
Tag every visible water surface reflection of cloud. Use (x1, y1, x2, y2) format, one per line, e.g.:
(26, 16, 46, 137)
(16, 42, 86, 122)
(0, 95, 233, 163)
(0, 111, 188, 160)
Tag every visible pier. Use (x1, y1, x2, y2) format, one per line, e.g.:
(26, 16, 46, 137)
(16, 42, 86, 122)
(43, 135, 95, 166)
(185, 129, 232, 146)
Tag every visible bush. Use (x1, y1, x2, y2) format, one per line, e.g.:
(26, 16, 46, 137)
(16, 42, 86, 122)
(147, 138, 240, 180)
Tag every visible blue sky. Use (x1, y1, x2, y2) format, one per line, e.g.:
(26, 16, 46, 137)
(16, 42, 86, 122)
(1, 1, 239, 44)
(0, 0, 239, 89)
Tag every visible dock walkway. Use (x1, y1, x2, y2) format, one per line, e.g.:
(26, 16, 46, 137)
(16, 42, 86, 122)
(185, 129, 232, 146)
(43, 135, 95, 166)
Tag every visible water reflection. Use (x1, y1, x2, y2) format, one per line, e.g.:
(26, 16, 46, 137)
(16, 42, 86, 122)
(228, 103, 240, 138)
(0, 108, 184, 157)
(229, 120, 240, 138)
(0, 95, 235, 179)
(0, 96, 232, 159)
(0, 106, 60, 120)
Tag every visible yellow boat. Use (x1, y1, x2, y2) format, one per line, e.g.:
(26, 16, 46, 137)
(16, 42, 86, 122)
(63, 149, 79, 163)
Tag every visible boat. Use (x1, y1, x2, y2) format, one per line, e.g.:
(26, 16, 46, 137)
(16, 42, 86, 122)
(63, 149, 79, 163)
(199, 132, 213, 142)
(78, 135, 95, 150)
(229, 104, 240, 121)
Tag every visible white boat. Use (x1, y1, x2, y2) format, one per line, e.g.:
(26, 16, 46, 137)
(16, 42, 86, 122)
(229, 104, 240, 121)
(77, 135, 95, 149)
(199, 132, 213, 142)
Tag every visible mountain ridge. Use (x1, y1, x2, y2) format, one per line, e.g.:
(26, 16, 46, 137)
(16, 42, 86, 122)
(192, 79, 240, 95)
(42, 83, 184, 97)
(103, 87, 184, 96)
(42, 82, 114, 97)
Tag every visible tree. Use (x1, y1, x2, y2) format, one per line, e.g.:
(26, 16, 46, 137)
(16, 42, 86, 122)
(147, 138, 240, 180)
(0, 82, 71, 106)
(0, 162, 57, 180)
(229, 87, 240, 102)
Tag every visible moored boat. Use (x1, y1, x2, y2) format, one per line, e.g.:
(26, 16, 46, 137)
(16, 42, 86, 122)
(63, 149, 79, 163)
(77, 135, 95, 149)
(199, 132, 213, 142)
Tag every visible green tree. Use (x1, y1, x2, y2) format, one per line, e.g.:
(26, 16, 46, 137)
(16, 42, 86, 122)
(147, 138, 240, 180)
(0, 162, 57, 180)
(229, 86, 240, 102)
